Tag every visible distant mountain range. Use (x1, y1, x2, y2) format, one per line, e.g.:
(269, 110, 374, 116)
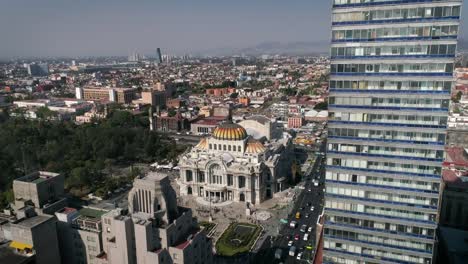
(458, 39, 468, 51)
(200, 38, 468, 56)
(199, 41, 330, 56)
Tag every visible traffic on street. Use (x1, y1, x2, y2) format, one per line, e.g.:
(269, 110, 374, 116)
(256, 140, 327, 263)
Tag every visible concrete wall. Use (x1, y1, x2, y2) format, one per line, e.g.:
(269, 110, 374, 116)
(31, 217, 61, 264)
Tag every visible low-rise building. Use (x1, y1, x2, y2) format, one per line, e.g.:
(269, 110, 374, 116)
(56, 207, 108, 264)
(141, 90, 166, 108)
(287, 115, 303, 129)
(81, 87, 137, 104)
(12, 171, 67, 215)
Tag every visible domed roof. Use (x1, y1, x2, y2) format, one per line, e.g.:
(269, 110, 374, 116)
(212, 122, 248, 141)
(245, 139, 266, 154)
(195, 138, 208, 149)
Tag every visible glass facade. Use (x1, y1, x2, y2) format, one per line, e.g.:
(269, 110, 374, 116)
(325, 1, 462, 263)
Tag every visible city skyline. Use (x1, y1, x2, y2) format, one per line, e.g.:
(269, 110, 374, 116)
(1, 0, 466, 58)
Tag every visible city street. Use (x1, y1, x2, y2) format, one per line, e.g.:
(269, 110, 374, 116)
(255, 140, 327, 263)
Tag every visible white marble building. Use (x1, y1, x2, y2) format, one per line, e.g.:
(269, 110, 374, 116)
(178, 121, 292, 204)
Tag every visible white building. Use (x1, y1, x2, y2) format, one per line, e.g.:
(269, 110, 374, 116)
(178, 121, 292, 204)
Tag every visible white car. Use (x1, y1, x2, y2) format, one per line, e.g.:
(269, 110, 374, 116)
(296, 252, 303, 260)
(303, 233, 309, 241)
(313, 181, 319, 187)
(310, 206, 315, 211)
(288, 240, 293, 247)
(308, 226, 313, 233)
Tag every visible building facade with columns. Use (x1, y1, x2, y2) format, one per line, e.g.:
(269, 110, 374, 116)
(178, 121, 292, 204)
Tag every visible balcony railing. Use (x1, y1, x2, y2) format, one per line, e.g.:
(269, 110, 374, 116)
(324, 234, 433, 254)
(330, 72, 453, 77)
(328, 120, 447, 129)
(329, 104, 448, 112)
(325, 193, 438, 210)
(325, 180, 439, 195)
(328, 135, 445, 146)
(325, 208, 437, 226)
(325, 221, 434, 240)
(333, 16, 460, 26)
(333, 0, 461, 8)
(332, 35, 457, 43)
(325, 165, 441, 179)
(331, 54, 455, 60)
(329, 89, 450, 95)
(327, 150, 444, 162)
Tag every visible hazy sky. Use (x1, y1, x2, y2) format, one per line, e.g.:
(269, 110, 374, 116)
(0, 0, 466, 58)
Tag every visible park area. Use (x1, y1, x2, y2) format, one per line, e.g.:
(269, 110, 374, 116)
(215, 222, 262, 257)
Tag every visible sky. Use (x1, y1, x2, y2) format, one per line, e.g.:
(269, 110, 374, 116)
(0, 0, 466, 58)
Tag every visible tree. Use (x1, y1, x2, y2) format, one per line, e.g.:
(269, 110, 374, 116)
(36, 106, 57, 120)
(453, 91, 463, 103)
(168, 108, 177, 117)
(314, 101, 328, 110)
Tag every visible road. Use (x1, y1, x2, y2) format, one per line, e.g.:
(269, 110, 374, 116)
(254, 140, 327, 263)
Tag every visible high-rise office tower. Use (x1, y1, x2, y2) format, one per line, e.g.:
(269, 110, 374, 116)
(325, 1, 462, 263)
(27, 63, 49, 76)
(156, 48, 163, 64)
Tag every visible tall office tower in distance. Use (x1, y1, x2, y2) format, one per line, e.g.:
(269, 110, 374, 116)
(156, 48, 163, 64)
(325, 1, 462, 263)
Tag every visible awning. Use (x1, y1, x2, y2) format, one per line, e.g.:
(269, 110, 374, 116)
(10, 241, 33, 250)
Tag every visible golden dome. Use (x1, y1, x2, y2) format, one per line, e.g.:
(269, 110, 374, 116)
(212, 122, 248, 141)
(245, 139, 266, 154)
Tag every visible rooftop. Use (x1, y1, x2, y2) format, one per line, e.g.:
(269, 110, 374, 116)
(78, 207, 107, 219)
(193, 117, 225, 126)
(57, 207, 77, 215)
(444, 147, 468, 168)
(15, 215, 53, 228)
(173, 228, 202, 250)
(0, 243, 32, 264)
(15, 171, 60, 184)
(442, 170, 468, 189)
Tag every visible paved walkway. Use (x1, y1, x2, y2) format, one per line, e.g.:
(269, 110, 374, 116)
(177, 187, 300, 250)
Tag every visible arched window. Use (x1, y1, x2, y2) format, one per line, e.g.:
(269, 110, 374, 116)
(209, 164, 223, 185)
(238, 176, 246, 188)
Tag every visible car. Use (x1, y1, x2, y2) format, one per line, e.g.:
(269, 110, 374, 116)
(300, 224, 307, 232)
(303, 233, 309, 241)
(300, 206, 305, 211)
(307, 202, 312, 207)
(289, 246, 296, 257)
(294, 234, 300, 240)
(290, 221, 297, 228)
(288, 240, 293, 247)
(308, 226, 313, 233)
(314, 181, 319, 187)
(296, 252, 303, 260)
(308, 188, 312, 192)
(295, 212, 301, 219)
(275, 248, 283, 260)
(305, 213, 310, 218)
(310, 206, 315, 211)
